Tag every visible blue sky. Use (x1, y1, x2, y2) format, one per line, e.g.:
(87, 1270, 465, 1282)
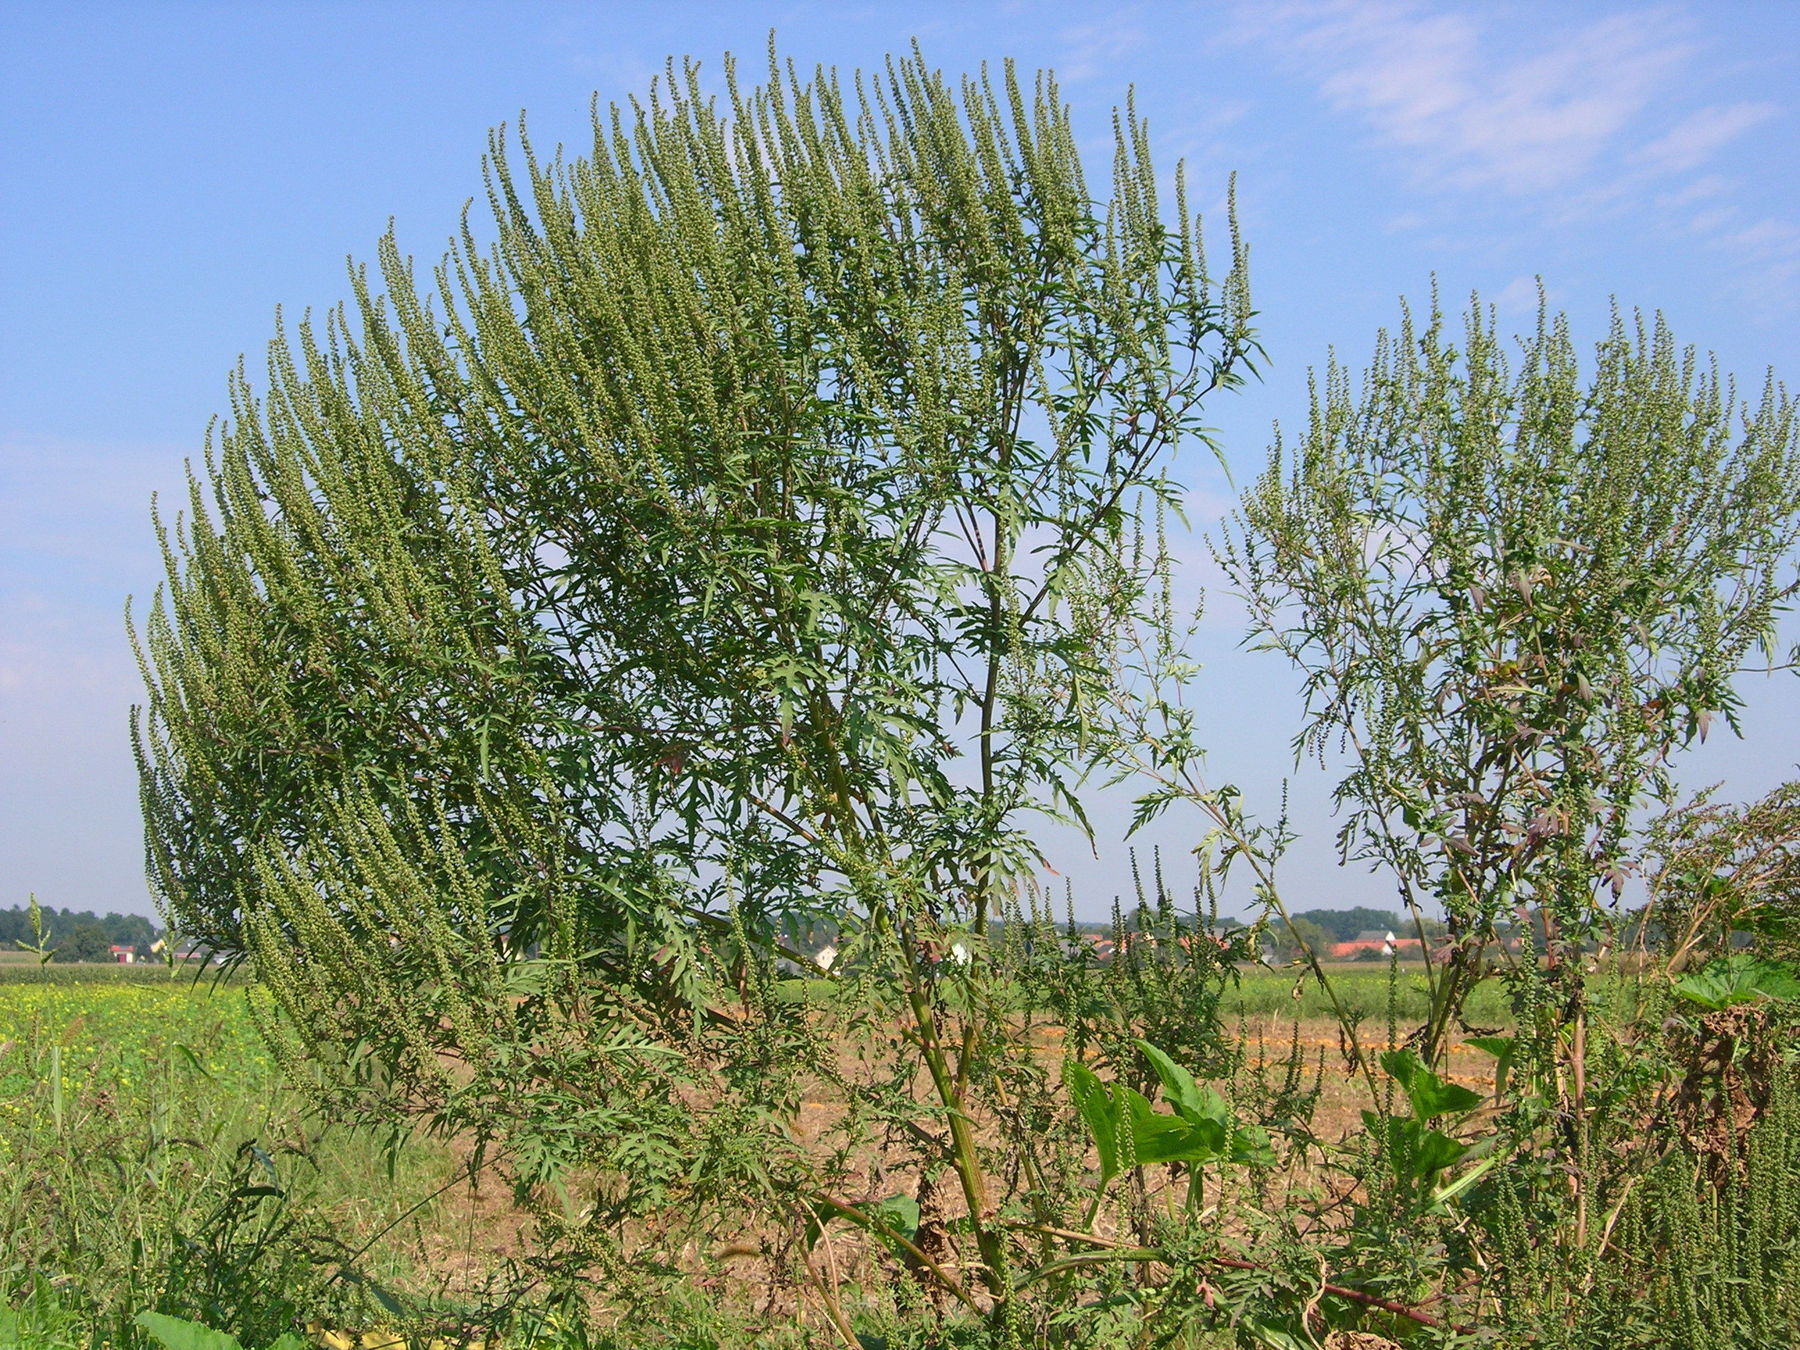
(3, 0, 1797, 922)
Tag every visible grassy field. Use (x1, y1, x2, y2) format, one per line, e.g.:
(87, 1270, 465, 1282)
(1224, 961, 1511, 1025)
(7, 955, 1781, 1348)
(0, 975, 472, 1349)
(0, 961, 1530, 1347)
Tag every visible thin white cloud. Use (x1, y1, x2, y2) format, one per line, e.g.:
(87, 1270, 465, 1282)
(1658, 172, 1732, 209)
(1056, 7, 1149, 84)
(1634, 101, 1779, 174)
(1687, 206, 1738, 235)
(1671, 208, 1800, 309)
(1721, 217, 1800, 256)
(1382, 208, 1432, 232)
(1715, 216, 1800, 295)
(1232, 1, 1796, 305)
(1491, 274, 1547, 316)
(1236, 1, 1690, 194)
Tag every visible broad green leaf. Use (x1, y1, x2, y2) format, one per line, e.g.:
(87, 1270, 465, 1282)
(1125, 1088, 1228, 1167)
(1411, 1125, 1470, 1178)
(1241, 1319, 1311, 1350)
(1136, 1038, 1227, 1126)
(868, 1193, 922, 1242)
(801, 1199, 833, 1252)
(1380, 1048, 1482, 1120)
(133, 1312, 245, 1350)
(1065, 1061, 1122, 1183)
(1466, 1034, 1515, 1100)
(1428, 1154, 1499, 1213)
(806, 1191, 922, 1255)
(1363, 1111, 1469, 1184)
(1673, 955, 1800, 1010)
(1229, 1121, 1278, 1168)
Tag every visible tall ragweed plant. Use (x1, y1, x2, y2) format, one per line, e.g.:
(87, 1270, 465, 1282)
(1213, 292, 1800, 1270)
(1215, 290, 1800, 1068)
(133, 46, 1255, 1342)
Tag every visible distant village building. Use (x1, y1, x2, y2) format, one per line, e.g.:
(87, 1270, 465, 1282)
(1330, 929, 1425, 960)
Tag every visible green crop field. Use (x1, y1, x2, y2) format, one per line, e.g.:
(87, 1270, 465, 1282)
(0, 980, 270, 1104)
(0, 976, 465, 1350)
(0, 959, 233, 986)
(1224, 963, 1513, 1025)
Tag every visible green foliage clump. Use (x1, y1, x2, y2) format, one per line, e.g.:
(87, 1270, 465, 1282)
(1478, 1011, 1800, 1348)
(1217, 289, 1800, 1062)
(1645, 777, 1800, 970)
(1290, 906, 1407, 943)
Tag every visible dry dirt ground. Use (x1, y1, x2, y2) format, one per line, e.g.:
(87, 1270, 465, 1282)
(410, 1016, 1501, 1323)
(1230, 1015, 1499, 1139)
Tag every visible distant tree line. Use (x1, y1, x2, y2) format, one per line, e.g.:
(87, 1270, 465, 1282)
(1290, 907, 1448, 942)
(1, 905, 160, 963)
(788, 906, 1453, 966)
